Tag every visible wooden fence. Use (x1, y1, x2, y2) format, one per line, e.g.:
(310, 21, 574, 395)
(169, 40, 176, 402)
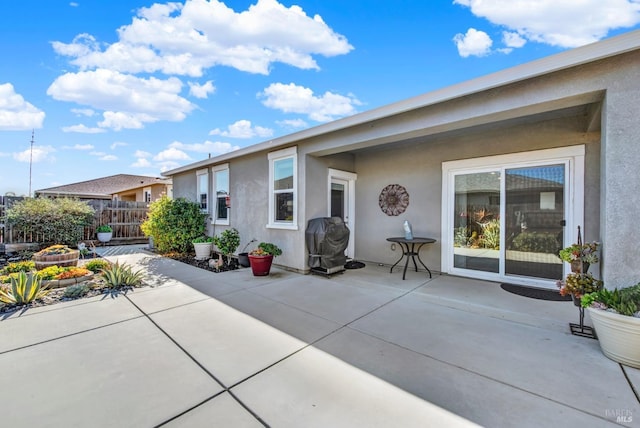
(0, 197, 149, 249)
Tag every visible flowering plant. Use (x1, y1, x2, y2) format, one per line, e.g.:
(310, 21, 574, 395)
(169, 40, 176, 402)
(249, 242, 282, 257)
(557, 272, 603, 298)
(35, 245, 75, 256)
(558, 241, 599, 264)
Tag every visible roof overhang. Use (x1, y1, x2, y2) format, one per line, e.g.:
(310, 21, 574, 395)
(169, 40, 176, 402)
(163, 29, 640, 176)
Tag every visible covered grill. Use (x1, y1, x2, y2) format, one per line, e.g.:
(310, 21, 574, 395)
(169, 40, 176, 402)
(305, 217, 350, 275)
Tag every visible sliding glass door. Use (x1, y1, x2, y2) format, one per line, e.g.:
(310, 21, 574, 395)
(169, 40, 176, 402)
(443, 147, 584, 288)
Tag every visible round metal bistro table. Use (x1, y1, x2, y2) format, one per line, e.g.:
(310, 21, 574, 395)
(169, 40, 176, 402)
(386, 237, 436, 280)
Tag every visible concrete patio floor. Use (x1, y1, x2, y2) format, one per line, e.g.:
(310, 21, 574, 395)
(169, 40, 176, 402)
(1, 245, 638, 427)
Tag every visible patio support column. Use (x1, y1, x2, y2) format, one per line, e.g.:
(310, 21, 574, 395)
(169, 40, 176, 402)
(600, 88, 640, 288)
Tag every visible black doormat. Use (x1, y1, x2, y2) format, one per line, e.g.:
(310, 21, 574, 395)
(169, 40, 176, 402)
(500, 283, 571, 301)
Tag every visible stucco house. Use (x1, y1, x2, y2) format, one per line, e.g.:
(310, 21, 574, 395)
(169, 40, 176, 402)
(36, 174, 173, 202)
(164, 30, 640, 290)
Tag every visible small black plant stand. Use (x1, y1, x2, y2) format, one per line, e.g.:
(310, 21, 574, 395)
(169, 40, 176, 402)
(569, 304, 597, 339)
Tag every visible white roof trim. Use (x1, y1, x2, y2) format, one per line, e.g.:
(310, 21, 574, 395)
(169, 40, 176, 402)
(164, 29, 640, 177)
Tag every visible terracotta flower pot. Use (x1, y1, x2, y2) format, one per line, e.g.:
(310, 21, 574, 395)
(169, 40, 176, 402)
(248, 254, 273, 276)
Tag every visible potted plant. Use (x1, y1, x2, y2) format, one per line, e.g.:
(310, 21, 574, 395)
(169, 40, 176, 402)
(581, 283, 640, 368)
(248, 242, 282, 276)
(558, 241, 599, 273)
(212, 228, 240, 268)
(557, 272, 603, 306)
(33, 244, 79, 270)
(237, 238, 257, 268)
(96, 225, 113, 243)
(192, 236, 213, 260)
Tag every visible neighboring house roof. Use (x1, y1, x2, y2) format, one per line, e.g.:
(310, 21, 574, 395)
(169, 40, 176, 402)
(35, 174, 172, 198)
(163, 29, 640, 177)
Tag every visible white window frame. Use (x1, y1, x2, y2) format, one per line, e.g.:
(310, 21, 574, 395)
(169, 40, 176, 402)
(196, 168, 209, 213)
(441, 145, 585, 288)
(267, 146, 298, 230)
(212, 163, 230, 226)
(143, 187, 152, 203)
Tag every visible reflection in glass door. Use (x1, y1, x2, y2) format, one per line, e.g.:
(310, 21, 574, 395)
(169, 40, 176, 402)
(453, 171, 501, 273)
(505, 165, 564, 280)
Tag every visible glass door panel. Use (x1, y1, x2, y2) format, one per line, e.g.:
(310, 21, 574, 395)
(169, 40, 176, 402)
(504, 165, 565, 280)
(453, 171, 501, 273)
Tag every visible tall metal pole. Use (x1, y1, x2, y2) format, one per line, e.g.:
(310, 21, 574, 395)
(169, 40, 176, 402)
(29, 129, 34, 197)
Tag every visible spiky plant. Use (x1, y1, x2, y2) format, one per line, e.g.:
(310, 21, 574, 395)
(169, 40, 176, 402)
(100, 262, 144, 289)
(0, 272, 50, 305)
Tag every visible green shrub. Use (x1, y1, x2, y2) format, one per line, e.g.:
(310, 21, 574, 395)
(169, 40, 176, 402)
(511, 231, 560, 254)
(83, 259, 111, 273)
(1, 260, 35, 274)
(63, 283, 91, 299)
(0, 272, 50, 305)
(36, 265, 66, 280)
(213, 228, 240, 263)
(101, 262, 144, 289)
(6, 197, 95, 246)
(582, 283, 640, 316)
(141, 196, 207, 254)
(96, 225, 112, 233)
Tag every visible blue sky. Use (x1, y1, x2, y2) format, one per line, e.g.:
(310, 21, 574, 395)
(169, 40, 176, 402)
(2, 0, 640, 196)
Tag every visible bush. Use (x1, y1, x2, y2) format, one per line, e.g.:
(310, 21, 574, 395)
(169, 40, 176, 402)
(511, 231, 560, 254)
(54, 267, 92, 280)
(36, 265, 66, 280)
(6, 197, 95, 246)
(141, 196, 208, 254)
(1, 260, 35, 274)
(83, 259, 111, 273)
(213, 228, 240, 263)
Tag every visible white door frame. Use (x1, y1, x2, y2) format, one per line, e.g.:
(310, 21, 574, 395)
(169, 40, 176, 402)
(441, 146, 585, 288)
(328, 168, 357, 259)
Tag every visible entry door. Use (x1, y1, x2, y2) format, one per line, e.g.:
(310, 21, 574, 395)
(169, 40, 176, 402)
(328, 169, 357, 259)
(443, 147, 584, 288)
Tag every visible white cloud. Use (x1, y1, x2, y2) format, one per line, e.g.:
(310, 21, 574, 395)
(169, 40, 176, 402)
(188, 80, 216, 99)
(502, 31, 526, 48)
(47, 69, 195, 130)
(71, 108, 95, 117)
(453, 28, 493, 57)
(260, 82, 361, 122)
(454, 0, 640, 49)
(169, 140, 240, 155)
(13, 145, 56, 163)
(0, 83, 45, 131)
(153, 147, 191, 161)
(99, 154, 118, 161)
(209, 119, 273, 138)
(134, 149, 152, 158)
(131, 158, 152, 168)
(62, 124, 106, 133)
(277, 118, 308, 129)
(110, 141, 128, 150)
(158, 161, 182, 172)
(52, 0, 353, 76)
(69, 144, 94, 150)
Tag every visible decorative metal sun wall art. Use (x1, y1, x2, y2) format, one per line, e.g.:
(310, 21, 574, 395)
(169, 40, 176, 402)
(378, 184, 410, 216)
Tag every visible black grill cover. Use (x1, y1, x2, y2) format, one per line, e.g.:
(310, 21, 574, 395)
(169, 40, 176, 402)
(306, 217, 350, 269)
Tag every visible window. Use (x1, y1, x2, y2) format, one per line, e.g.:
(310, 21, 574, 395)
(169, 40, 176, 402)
(213, 163, 229, 225)
(268, 147, 297, 229)
(143, 187, 152, 203)
(196, 169, 208, 212)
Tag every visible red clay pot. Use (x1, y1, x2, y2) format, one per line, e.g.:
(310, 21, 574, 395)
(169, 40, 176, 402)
(248, 254, 273, 276)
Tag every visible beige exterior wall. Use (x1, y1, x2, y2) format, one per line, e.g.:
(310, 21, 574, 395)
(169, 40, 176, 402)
(170, 46, 640, 286)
